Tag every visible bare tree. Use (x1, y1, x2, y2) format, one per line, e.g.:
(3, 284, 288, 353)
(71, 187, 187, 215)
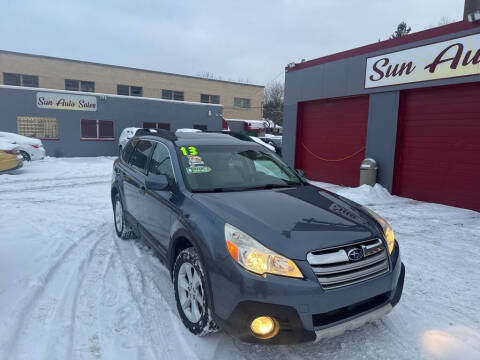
(426, 16, 456, 29)
(438, 16, 455, 26)
(196, 71, 223, 80)
(263, 80, 284, 126)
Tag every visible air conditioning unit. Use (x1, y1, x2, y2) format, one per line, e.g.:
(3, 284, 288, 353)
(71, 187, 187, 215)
(467, 10, 480, 21)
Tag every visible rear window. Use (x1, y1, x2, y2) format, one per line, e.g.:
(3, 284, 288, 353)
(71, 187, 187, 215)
(121, 140, 136, 162)
(128, 140, 154, 173)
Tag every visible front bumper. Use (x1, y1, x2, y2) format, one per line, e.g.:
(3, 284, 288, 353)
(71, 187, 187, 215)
(212, 242, 404, 344)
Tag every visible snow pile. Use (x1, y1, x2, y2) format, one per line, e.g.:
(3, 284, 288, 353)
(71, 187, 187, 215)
(336, 183, 398, 206)
(0, 131, 42, 146)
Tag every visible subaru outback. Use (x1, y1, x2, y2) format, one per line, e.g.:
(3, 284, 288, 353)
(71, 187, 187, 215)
(110, 129, 405, 344)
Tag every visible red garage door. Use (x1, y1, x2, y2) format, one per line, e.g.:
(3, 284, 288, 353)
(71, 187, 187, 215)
(295, 96, 369, 187)
(393, 83, 480, 212)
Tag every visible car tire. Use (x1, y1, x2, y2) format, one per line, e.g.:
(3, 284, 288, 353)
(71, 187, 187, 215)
(173, 247, 218, 336)
(118, 145, 122, 155)
(113, 193, 135, 240)
(20, 150, 31, 161)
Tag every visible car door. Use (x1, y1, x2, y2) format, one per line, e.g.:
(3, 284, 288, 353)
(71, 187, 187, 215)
(123, 139, 154, 223)
(141, 141, 177, 252)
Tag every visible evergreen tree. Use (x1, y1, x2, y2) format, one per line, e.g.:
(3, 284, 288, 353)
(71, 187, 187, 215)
(390, 22, 412, 39)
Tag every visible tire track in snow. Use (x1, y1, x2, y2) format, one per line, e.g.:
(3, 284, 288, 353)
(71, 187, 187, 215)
(0, 225, 108, 359)
(110, 236, 195, 360)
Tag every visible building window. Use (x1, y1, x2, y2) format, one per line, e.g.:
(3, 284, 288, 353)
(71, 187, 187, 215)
(64, 79, 95, 92)
(234, 97, 251, 109)
(65, 79, 79, 91)
(162, 89, 184, 101)
(117, 84, 130, 96)
(117, 84, 143, 97)
(193, 124, 208, 131)
(81, 119, 114, 139)
(143, 122, 170, 130)
(4, 73, 38, 87)
(200, 94, 220, 104)
(131, 86, 143, 97)
(81, 81, 95, 92)
(17, 116, 58, 139)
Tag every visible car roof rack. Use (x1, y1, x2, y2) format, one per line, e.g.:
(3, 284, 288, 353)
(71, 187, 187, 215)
(205, 130, 254, 142)
(134, 128, 177, 141)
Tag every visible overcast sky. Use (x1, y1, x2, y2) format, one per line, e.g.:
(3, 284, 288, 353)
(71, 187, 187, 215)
(0, 0, 466, 85)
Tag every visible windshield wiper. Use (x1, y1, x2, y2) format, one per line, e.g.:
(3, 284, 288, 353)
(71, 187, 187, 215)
(246, 183, 301, 190)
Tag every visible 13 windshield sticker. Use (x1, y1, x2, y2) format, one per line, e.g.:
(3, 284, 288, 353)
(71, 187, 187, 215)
(180, 146, 212, 173)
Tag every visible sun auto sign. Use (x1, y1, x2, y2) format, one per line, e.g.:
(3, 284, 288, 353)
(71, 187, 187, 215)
(365, 33, 480, 88)
(36, 92, 97, 111)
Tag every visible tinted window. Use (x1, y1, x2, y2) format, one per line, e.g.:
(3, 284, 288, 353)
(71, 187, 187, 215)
(65, 79, 79, 91)
(98, 120, 114, 138)
(149, 143, 175, 181)
(129, 140, 153, 172)
(22, 75, 39, 87)
(4, 72, 20, 86)
(81, 81, 95, 92)
(121, 140, 136, 162)
(117, 84, 129, 95)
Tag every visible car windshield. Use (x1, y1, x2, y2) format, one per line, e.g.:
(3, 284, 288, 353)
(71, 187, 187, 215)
(177, 145, 302, 192)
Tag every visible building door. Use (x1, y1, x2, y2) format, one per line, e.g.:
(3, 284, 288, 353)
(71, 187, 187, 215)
(295, 96, 369, 187)
(393, 83, 480, 211)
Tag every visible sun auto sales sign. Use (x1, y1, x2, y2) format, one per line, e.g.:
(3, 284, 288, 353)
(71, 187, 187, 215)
(365, 33, 480, 88)
(36, 92, 97, 111)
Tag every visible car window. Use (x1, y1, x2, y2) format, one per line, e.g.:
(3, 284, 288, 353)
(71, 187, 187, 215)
(253, 158, 289, 180)
(128, 140, 153, 173)
(177, 145, 302, 192)
(121, 139, 136, 162)
(148, 142, 175, 181)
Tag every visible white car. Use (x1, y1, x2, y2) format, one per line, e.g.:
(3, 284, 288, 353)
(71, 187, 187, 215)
(118, 127, 140, 153)
(249, 136, 276, 152)
(0, 132, 45, 161)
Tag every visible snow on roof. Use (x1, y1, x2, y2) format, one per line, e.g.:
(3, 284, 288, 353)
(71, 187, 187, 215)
(0, 132, 42, 146)
(0, 141, 18, 151)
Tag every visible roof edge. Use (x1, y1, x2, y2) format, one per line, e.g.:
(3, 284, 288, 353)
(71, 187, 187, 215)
(286, 20, 480, 72)
(0, 49, 264, 88)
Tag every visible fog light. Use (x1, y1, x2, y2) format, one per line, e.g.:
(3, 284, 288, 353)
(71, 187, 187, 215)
(250, 316, 279, 339)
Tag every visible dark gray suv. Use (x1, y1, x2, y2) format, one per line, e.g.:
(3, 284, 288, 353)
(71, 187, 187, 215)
(111, 129, 404, 344)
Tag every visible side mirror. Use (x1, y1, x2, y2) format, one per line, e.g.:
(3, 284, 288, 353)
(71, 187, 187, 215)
(295, 169, 306, 178)
(145, 174, 170, 191)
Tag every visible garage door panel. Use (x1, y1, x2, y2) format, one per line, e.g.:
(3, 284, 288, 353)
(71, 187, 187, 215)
(296, 96, 368, 187)
(394, 83, 480, 212)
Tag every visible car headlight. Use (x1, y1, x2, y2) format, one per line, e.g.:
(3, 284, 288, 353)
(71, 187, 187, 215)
(362, 207, 395, 254)
(224, 223, 303, 278)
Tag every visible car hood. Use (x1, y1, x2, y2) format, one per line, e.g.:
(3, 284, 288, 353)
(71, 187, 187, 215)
(192, 185, 381, 260)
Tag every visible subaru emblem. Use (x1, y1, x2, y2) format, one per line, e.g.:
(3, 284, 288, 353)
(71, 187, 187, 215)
(347, 248, 364, 261)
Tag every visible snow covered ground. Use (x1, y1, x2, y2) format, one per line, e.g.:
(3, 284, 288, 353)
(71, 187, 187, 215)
(0, 157, 479, 360)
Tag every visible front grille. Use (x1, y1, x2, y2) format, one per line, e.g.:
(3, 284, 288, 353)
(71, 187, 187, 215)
(307, 239, 389, 290)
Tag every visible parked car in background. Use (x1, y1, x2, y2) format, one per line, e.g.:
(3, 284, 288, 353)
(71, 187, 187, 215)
(249, 136, 276, 152)
(118, 127, 140, 154)
(259, 135, 282, 156)
(0, 141, 23, 173)
(0, 132, 45, 161)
